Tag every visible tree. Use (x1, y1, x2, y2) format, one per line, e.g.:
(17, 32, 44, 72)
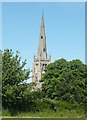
(42, 58, 86, 105)
(2, 49, 30, 111)
(0, 51, 2, 113)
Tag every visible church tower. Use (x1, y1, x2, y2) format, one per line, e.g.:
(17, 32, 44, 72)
(32, 13, 51, 89)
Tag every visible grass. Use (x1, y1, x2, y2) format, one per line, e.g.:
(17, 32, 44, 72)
(2, 101, 86, 118)
(2, 108, 86, 118)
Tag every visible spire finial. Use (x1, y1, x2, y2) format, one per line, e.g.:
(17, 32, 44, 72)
(42, 11, 44, 18)
(41, 11, 44, 28)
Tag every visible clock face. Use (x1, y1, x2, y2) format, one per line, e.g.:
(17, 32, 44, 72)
(43, 48, 46, 52)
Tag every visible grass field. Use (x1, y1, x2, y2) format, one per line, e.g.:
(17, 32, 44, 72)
(2, 108, 86, 118)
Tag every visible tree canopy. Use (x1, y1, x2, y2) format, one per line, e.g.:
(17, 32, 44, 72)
(2, 49, 30, 111)
(2, 50, 86, 116)
(42, 58, 86, 105)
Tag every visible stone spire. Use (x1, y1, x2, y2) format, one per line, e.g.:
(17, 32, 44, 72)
(38, 13, 47, 59)
(32, 13, 51, 89)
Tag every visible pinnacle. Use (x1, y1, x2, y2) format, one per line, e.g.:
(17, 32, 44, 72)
(41, 12, 44, 28)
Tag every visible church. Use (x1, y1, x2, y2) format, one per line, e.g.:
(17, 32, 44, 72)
(32, 13, 51, 89)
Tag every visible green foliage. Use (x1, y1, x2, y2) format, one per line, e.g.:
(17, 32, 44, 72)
(0, 51, 2, 81)
(0, 51, 2, 115)
(2, 101, 85, 118)
(42, 58, 86, 106)
(2, 50, 86, 117)
(2, 49, 30, 111)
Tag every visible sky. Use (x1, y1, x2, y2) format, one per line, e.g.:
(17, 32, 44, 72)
(2, 2, 85, 82)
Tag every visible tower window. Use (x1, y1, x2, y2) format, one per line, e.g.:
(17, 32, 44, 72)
(41, 36, 43, 39)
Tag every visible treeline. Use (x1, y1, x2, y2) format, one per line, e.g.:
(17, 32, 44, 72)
(1, 49, 87, 116)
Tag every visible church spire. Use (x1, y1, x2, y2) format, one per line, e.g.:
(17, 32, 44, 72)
(38, 13, 47, 59)
(32, 13, 51, 88)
